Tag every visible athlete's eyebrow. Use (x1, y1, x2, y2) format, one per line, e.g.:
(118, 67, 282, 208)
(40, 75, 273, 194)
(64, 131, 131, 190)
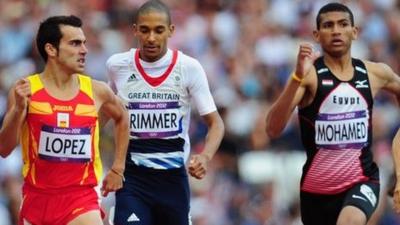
(68, 39, 86, 46)
(337, 18, 351, 23)
(322, 18, 351, 25)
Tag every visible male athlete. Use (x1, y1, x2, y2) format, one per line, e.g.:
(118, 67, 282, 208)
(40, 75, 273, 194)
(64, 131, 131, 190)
(0, 15, 129, 225)
(266, 2, 400, 225)
(106, 1, 224, 224)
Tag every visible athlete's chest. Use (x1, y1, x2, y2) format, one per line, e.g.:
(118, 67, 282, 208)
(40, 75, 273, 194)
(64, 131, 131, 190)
(27, 90, 97, 127)
(27, 91, 97, 161)
(118, 66, 188, 103)
(318, 82, 370, 113)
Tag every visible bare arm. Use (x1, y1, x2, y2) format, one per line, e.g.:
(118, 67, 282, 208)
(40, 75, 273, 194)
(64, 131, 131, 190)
(392, 129, 400, 213)
(373, 63, 400, 103)
(265, 76, 306, 138)
(0, 79, 30, 157)
(188, 111, 224, 179)
(265, 43, 319, 138)
(93, 80, 129, 196)
(369, 62, 400, 213)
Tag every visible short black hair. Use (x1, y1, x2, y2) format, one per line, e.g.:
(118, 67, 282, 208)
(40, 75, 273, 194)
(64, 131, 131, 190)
(316, 2, 354, 30)
(36, 15, 82, 62)
(134, 0, 171, 25)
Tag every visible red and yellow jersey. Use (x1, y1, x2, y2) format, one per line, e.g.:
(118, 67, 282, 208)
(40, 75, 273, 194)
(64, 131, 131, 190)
(21, 74, 102, 189)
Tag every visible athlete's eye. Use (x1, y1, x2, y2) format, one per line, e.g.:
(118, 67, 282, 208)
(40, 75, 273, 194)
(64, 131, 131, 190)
(156, 27, 165, 34)
(340, 21, 349, 27)
(322, 22, 333, 29)
(70, 40, 85, 47)
(139, 27, 150, 33)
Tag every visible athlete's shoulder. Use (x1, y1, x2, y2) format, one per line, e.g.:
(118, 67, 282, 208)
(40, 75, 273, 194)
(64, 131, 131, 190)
(106, 49, 135, 69)
(362, 59, 393, 77)
(178, 51, 199, 63)
(178, 51, 204, 71)
(362, 59, 386, 69)
(91, 79, 114, 99)
(91, 79, 109, 89)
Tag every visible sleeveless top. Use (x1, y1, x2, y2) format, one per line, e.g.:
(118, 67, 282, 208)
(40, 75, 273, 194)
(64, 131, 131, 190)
(21, 74, 102, 189)
(298, 57, 379, 194)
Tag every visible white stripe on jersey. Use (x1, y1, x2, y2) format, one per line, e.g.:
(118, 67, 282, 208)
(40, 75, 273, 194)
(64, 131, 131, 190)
(107, 48, 217, 167)
(130, 151, 185, 169)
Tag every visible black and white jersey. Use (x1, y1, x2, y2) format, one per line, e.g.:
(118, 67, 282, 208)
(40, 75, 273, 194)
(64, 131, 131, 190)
(298, 57, 379, 194)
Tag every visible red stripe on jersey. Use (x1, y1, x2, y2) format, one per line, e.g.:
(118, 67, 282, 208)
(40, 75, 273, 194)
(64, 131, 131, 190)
(24, 80, 99, 189)
(135, 49, 178, 87)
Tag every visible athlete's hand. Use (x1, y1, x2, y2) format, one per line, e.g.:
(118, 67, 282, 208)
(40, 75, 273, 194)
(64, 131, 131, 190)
(14, 78, 31, 112)
(393, 184, 400, 213)
(295, 43, 320, 79)
(101, 168, 124, 197)
(188, 154, 210, 179)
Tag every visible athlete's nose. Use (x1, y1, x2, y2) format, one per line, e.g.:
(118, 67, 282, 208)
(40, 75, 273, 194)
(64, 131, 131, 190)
(80, 43, 88, 55)
(148, 31, 156, 43)
(332, 24, 341, 35)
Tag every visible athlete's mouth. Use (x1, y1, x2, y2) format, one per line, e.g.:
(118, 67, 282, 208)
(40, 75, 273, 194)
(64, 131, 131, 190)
(77, 58, 85, 65)
(331, 38, 344, 46)
(144, 46, 158, 52)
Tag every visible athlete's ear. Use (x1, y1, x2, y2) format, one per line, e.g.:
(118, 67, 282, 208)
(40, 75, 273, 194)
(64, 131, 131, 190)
(45, 43, 57, 58)
(168, 24, 175, 37)
(352, 26, 359, 40)
(312, 30, 320, 43)
(133, 24, 137, 36)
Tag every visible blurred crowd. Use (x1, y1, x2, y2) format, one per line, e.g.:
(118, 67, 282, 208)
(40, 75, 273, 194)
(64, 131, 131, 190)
(1, 0, 400, 224)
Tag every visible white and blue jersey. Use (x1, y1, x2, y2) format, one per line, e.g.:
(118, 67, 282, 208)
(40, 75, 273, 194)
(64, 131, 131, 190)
(107, 48, 216, 170)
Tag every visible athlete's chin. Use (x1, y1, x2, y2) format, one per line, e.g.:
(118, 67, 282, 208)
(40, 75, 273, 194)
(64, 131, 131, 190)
(142, 49, 162, 61)
(74, 67, 85, 73)
(327, 49, 347, 58)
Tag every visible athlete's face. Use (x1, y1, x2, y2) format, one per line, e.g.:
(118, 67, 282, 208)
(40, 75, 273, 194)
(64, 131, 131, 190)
(49, 25, 87, 74)
(134, 11, 174, 62)
(313, 11, 358, 57)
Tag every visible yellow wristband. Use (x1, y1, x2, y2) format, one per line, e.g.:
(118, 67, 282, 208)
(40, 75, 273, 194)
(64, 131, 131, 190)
(291, 73, 302, 83)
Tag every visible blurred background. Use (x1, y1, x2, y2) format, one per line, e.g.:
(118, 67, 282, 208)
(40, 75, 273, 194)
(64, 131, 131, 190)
(1, 0, 400, 224)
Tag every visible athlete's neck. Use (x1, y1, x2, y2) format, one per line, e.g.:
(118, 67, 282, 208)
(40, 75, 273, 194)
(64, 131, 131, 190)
(323, 53, 353, 76)
(40, 63, 80, 100)
(41, 63, 79, 89)
(139, 48, 168, 63)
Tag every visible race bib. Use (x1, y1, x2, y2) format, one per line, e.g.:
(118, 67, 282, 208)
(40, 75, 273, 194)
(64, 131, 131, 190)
(38, 125, 92, 162)
(315, 110, 368, 148)
(128, 102, 182, 138)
